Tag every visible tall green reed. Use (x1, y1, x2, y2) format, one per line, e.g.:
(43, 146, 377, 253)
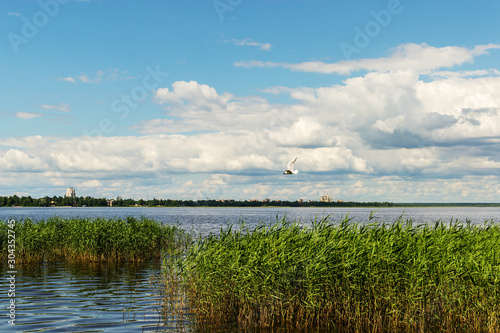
(0, 216, 190, 263)
(167, 216, 500, 332)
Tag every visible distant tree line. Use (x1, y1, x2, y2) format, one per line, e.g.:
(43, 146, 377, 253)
(0, 195, 179, 207)
(0, 195, 108, 207)
(188, 200, 398, 208)
(0, 195, 396, 208)
(0, 195, 497, 208)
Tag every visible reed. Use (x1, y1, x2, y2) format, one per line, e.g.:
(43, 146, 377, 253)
(0, 216, 190, 263)
(167, 216, 500, 332)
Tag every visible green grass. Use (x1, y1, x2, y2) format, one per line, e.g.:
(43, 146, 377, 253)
(165, 216, 500, 332)
(0, 216, 190, 263)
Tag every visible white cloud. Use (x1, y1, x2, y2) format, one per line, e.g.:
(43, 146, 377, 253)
(429, 69, 500, 79)
(0, 131, 365, 177)
(294, 147, 371, 173)
(268, 117, 336, 147)
(57, 69, 134, 84)
(235, 43, 500, 74)
(78, 180, 103, 187)
(0, 149, 47, 171)
(57, 77, 76, 83)
(155, 80, 232, 109)
(234, 60, 281, 68)
(15, 112, 42, 119)
(229, 38, 272, 51)
(40, 103, 71, 112)
(3, 43, 500, 201)
(131, 119, 179, 134)
(139, 81, 274, 133)
(77, 73, 101, 84)
(133, 64, 500, 184)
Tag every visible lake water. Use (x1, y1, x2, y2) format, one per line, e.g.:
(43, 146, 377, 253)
(2, 206, 500, 332)
(1, 261, 172, 332)
(2, 206, 500, 235)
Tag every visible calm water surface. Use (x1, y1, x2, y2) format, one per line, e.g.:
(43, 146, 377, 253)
(1, 261, 181, 332)
(2, 206, 500, 332)
(2, 206, 500, 234)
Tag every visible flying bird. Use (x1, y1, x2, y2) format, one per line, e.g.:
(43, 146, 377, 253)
(283, 157, 298, 174)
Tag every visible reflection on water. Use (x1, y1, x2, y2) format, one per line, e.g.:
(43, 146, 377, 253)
(0, 260, 187, 332)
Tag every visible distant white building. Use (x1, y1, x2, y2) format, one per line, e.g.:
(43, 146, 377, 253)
(320, 194, 333, 203)
(65, 187, 76, 198)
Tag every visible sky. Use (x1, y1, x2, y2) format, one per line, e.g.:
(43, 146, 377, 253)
(1, 0, 500, 202)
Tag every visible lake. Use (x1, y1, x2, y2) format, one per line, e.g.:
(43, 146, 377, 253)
(2, 206, 500, 332)
(2, 206, 500, 235)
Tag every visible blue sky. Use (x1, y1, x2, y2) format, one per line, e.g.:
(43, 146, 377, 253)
(1, 0, 500, 202)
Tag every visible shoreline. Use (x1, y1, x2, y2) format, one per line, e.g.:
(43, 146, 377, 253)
(4, 203, 500, 208)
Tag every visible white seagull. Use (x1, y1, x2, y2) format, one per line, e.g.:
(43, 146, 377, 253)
(283, 157, 298, 174)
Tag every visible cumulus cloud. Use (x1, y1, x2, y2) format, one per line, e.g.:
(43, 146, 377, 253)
(136, 81, 275, 133)
(294, 147, 372, 173)
(3, 43, 500, 201)
(0, 149, 47, 171)
(132, 60, 500, 185)
(155, 80, 232, 109)
(0, 129, 367, 179)
(268, 117, 337, 147)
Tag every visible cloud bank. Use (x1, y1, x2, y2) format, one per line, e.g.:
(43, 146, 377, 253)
(2, 43, 500, 201)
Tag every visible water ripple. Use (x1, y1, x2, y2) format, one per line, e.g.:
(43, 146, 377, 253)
(1, 261, 182, 332)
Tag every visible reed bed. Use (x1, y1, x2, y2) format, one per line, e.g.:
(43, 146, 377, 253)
(0, 216, 190, 263)
(165, 216, 500, 332)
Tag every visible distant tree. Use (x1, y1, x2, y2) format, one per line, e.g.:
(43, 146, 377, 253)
(149, 198, 160, 207)
(7, 195, 20, 206)
(123, 198, 136, 206)
(114, 196, 124, 207)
